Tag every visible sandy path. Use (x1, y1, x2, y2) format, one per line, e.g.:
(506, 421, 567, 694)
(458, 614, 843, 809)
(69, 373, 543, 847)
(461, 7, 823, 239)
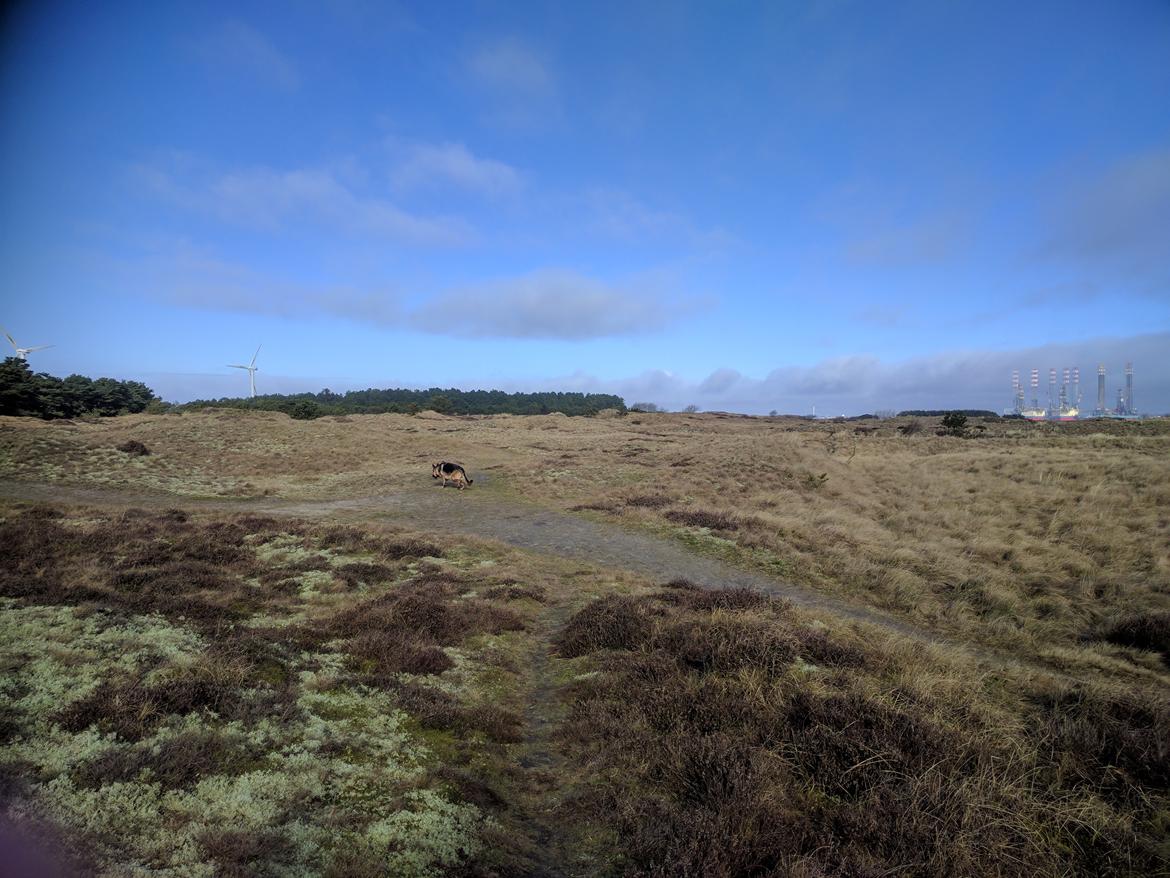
(0, 476, 1012, 665)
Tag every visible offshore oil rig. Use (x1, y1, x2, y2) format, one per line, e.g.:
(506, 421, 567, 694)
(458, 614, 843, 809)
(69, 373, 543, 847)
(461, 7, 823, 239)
(1009, 363, 1138, 420)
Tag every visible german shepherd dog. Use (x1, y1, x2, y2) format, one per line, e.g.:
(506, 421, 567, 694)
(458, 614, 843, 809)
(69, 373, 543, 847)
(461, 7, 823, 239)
(432, 461, 473, 490)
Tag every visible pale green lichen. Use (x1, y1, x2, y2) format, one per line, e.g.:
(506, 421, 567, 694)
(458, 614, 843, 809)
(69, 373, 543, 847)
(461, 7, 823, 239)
(365, 789, 488, 877)
(295, 569, 337, 597)
(0, 601, 204, 721)
(1, 558, 497, 875)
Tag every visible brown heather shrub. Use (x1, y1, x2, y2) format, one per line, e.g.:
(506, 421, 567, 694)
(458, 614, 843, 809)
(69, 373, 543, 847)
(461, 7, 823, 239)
(0, 512, 74, 600)
(72, 729, 260, 790)
(348, 631, 455, 676)
(781, 690, 953, 796)
(482, 582, 548, 602)
(55, 657, 255, 741)
(794, 627, 867, 668)
(624, 494, 672, 508)
(327, 579, 524, 679)
(197, 827, 294, 878)
(379, 534, 445, 560)
(1034, 685, 1170, 792)
(104, 562, 254, 625)
(315, 525, 443, 560)
(664, 508, 739, 530)
(171, 525, 251, 566)
(555, 595, 658, 657)
(316, 524, 381, 552)
(283, 555, 333, 573)
(323, 845, 385, 878)
(655, 584, 771, 613)
(432, 765, 507, 810)
(1092, 611, 1170, 666)
(231, 514, 283, 534)
(654, 616, 796, 676)
(556, 594, 1167, 876)
(115, 440, 150, 456)
(330, 585, 524, 645)
(570, 500, 621, 513)
(392, 683, 524, 742)
(333, 561, 397, 588)
(0, 760, 33, 803)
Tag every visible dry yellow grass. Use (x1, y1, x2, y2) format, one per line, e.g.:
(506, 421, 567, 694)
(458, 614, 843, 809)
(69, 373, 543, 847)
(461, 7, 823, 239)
(3, 409, 1165, 668)
(2, 409, 1168, 874)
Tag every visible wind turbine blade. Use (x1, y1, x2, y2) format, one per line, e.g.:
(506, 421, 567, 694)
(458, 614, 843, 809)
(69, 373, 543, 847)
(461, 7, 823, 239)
(25, 345, 52, 352)
(250, 344, 262, 367)
(3, 331, 16, 350)
(228, 364, 248, 369)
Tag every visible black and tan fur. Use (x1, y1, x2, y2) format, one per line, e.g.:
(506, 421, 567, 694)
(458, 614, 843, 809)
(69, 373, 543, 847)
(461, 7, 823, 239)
(432, 461, 473, 489)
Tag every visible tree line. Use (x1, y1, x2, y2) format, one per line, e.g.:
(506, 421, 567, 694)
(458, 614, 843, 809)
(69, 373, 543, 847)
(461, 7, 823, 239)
(0, 357, 158, 418)
(179, 387, 626, 418)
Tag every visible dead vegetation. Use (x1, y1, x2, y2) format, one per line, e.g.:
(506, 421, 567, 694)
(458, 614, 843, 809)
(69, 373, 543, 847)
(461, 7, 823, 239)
(555, 590, 1170, 876)
(2, 410, 1169, 874)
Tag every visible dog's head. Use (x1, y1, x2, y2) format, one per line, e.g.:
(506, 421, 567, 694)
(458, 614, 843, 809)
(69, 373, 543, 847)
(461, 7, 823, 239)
(432, 462, 442, 479)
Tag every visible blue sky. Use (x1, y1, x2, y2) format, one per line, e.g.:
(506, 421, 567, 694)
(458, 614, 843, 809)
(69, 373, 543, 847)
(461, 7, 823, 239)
(2, 0, 1168, 412)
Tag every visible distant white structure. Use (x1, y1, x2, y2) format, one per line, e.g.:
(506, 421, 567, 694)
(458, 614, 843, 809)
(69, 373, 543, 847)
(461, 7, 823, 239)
(228, 345, 262, 398)
(3, 327, 52, 361)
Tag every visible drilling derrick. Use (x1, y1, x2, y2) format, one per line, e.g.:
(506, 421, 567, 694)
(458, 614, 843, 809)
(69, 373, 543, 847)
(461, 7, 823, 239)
(1125, 362, 1134, 415)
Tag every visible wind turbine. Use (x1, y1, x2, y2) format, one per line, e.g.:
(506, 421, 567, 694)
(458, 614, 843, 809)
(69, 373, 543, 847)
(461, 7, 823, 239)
(3, 327, 53, 361)
(228, 345, 262, 398)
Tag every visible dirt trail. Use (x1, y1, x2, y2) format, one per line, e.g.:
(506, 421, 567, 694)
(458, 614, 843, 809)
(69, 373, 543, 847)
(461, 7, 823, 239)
(0, 478, 1027, 666)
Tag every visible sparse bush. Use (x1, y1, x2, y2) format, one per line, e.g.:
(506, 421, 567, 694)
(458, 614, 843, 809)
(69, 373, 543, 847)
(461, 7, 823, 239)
(623, 494, 672, 509)
(655, 585, 770, 613)
(664, 508, 739, 530)
(898, 419, 923, 435)
(286, 399, 320, 420)
(116, 439, 150, 456)
(939, 412, 969, 436)
(655, 615, 796, 675)
(334, 561, 397, 588)
(392, 683, 523, 742)
(349, 631, 455, 675)
(482, 582, 548, 602)
(555, 595, 657, 657)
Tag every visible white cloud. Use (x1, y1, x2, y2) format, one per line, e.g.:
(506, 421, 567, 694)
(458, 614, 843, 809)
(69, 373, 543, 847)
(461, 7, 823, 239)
(203, 20, 299, 90)
(118, 241, 702, 341)
(467, 39, 555, 97)
(698, 368, 743, 394)
(526, 332, 1170, 414)
(391, 141, 520, 195)
(583, 186, 738, 251)
(410, 269, 703, 339)
(134, 158, 471, 246)
(464, 38, 560, 128)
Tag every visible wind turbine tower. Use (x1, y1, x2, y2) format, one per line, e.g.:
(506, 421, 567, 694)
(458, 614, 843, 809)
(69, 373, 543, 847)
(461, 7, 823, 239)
(228, 345, 262, 398)
(3, 327, 53, 361)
